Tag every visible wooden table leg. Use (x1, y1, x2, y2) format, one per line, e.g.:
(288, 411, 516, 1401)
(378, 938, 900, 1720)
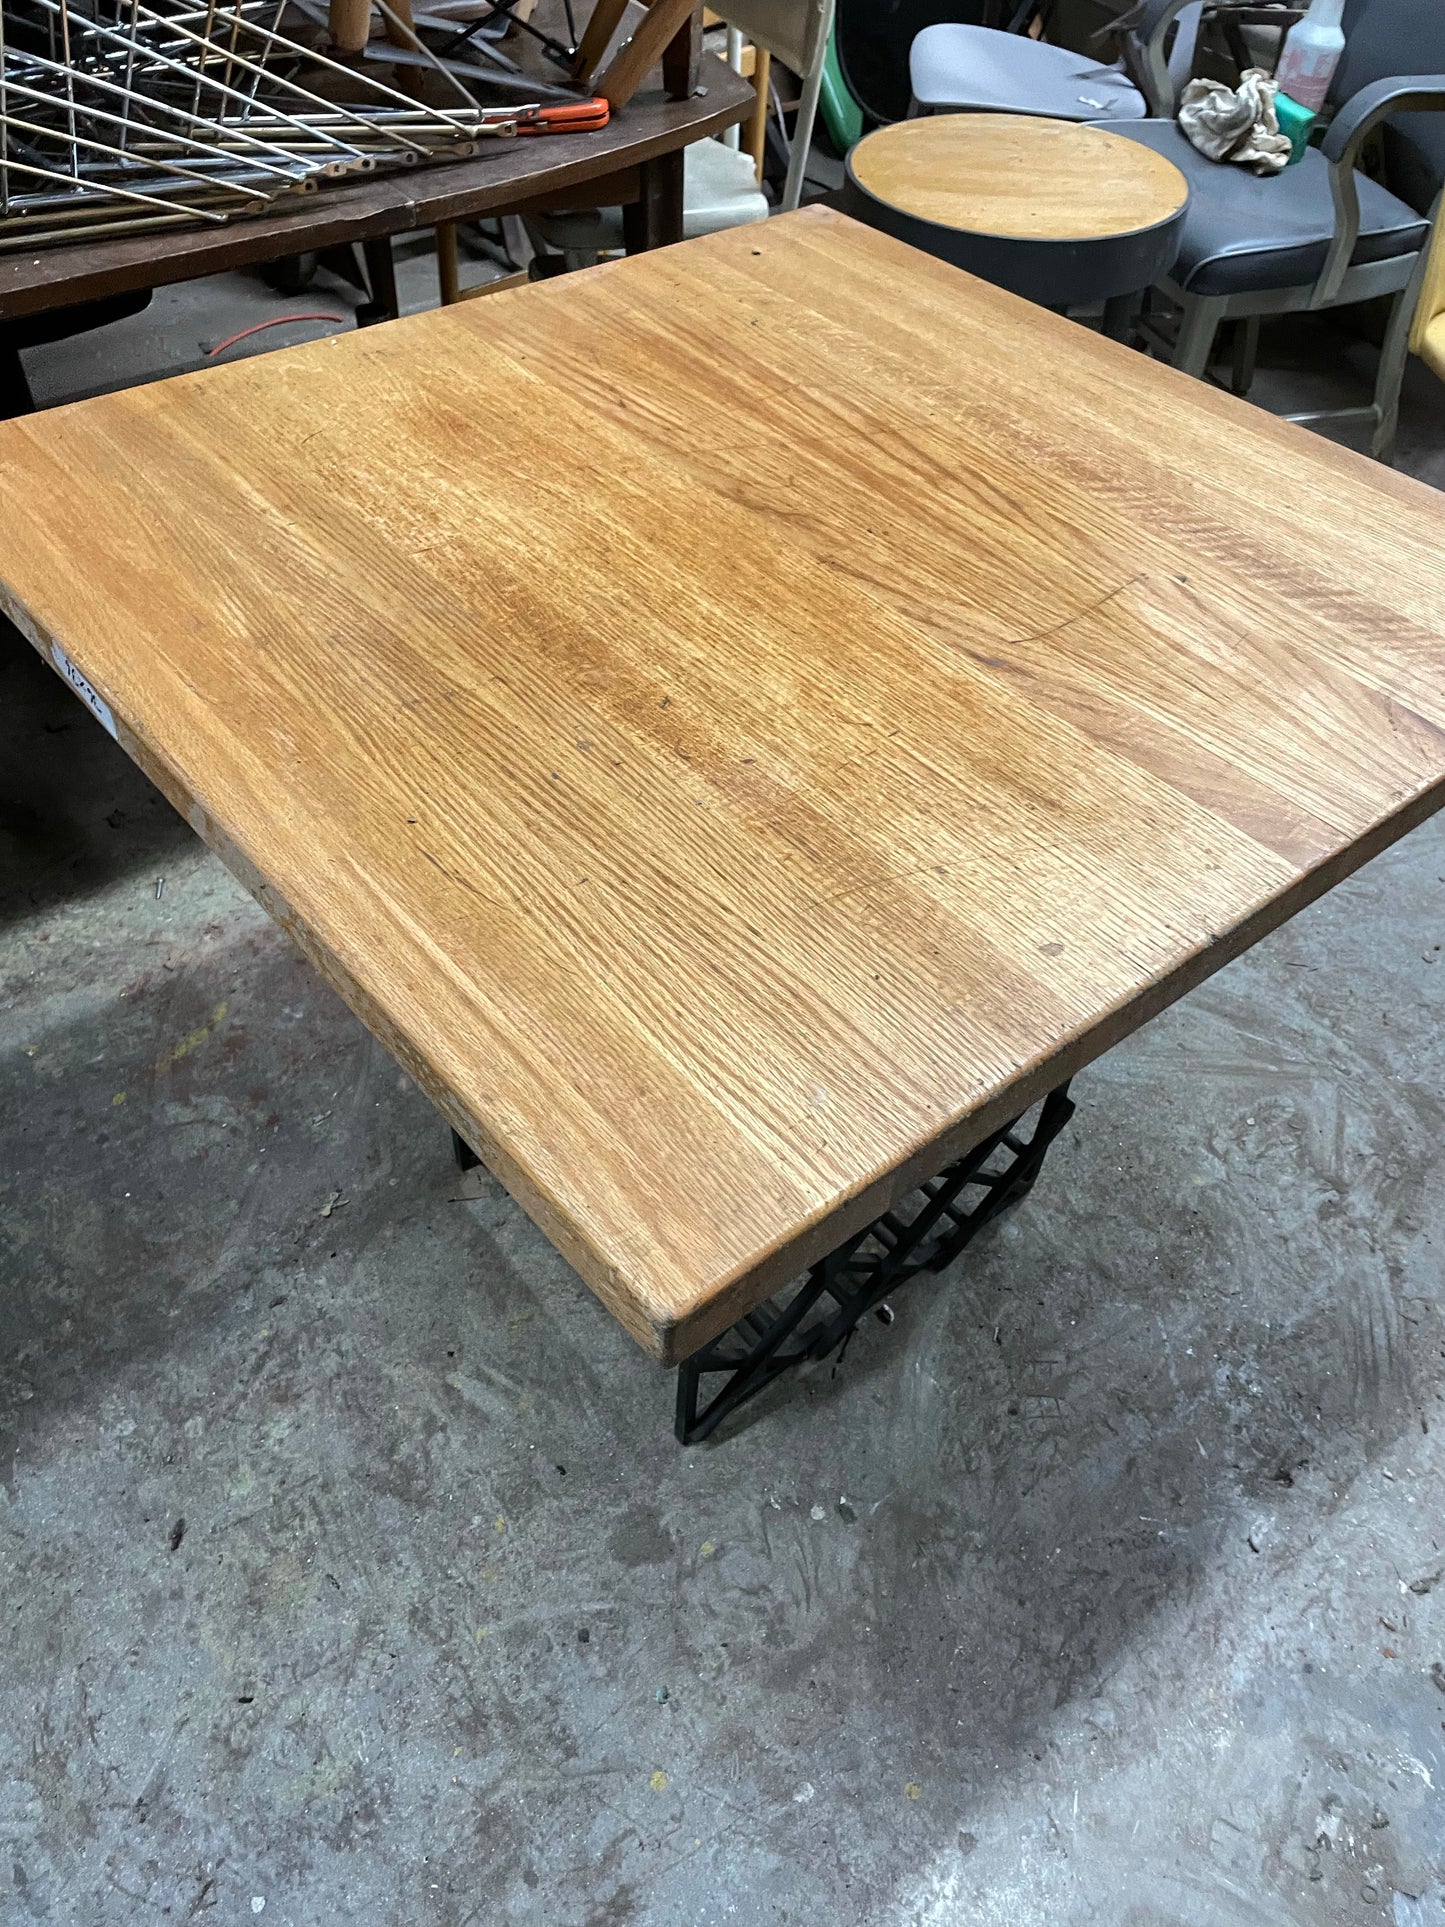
(622, 148, 685, 253)
(436, 222, 461, 306)
(358, 236, 400, 326)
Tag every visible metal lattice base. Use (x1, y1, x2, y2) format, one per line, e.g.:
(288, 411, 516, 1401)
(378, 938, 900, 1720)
(674, 1084, 1076, 1445)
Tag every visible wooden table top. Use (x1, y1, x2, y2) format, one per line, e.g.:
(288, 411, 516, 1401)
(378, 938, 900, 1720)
(3, 206, 1445, 1366)
(848, 114, 1189, 241)
(0, 53, 753, 321)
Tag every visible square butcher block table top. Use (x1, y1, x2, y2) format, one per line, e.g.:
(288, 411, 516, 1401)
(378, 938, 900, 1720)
(4, 206, 1445, 1367)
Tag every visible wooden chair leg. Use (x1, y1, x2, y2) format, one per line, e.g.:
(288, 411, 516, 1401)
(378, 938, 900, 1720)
(381, 0, 417, 47)
(572, 0, 631, 87)
(328, 0, 370, 50)
(358, 236, 400, 326)
(436, 222, 461, 306)
(661, 1, 702, 100)
(747, 47, 771, 185)
(594, 0, 703, 110)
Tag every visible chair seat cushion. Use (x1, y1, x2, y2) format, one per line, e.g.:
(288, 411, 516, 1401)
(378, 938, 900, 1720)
(909, 22, 1146, 119)
(1104, 117, 1429, 294)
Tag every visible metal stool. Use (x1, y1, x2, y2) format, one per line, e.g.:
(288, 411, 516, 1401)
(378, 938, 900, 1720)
(842, 112, 1188, 338)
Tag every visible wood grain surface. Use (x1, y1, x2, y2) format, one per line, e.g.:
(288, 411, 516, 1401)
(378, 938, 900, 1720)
(849, 114, 1188, 240)
(3, 205, 1445, 1365)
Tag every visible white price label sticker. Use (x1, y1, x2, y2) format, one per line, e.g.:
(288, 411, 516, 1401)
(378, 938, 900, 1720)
(51, 642, 117, 739)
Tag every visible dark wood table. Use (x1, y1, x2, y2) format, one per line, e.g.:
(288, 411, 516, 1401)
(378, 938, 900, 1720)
(0, 68, 754, 324)
(0, 0, 751, 418)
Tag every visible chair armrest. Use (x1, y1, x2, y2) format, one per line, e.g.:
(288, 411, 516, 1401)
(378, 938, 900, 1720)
(1314, 77, 1445, 305)
(1322, 75, 1445, 166)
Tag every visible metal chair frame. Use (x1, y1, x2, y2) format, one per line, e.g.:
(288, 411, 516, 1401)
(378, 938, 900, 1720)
(1150, 77, 1445, 461)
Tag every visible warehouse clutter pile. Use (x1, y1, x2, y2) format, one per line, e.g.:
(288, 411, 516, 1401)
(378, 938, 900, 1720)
(0, 0, 585, 249)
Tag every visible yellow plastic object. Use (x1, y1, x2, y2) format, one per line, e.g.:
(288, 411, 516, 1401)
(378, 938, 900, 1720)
(1411, 199, 1445, 382)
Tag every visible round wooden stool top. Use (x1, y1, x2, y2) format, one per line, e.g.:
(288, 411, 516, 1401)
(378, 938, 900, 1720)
(850, 114, 1187, 243)
(843, 113, 1188, 310)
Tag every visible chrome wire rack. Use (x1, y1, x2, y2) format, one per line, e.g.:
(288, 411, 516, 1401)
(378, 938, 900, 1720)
(0, 0, 522, 248)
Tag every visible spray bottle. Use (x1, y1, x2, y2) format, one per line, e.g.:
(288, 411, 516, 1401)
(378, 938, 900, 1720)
(1273, 0, 1347, 163)
(1275, 0, 1347, 109)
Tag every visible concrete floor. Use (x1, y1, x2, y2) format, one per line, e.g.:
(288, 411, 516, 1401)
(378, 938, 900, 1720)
(4, 266, 1445, 1927)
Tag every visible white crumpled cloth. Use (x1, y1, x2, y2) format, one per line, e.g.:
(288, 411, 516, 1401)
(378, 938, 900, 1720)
(1177, 67, 1292, 174)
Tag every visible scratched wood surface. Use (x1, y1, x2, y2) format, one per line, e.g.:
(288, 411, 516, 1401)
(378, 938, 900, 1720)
(3, 205, 1445, 1365)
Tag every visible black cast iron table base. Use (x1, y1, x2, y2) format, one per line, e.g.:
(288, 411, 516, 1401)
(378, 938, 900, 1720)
(449, 1082, 1076, 1446)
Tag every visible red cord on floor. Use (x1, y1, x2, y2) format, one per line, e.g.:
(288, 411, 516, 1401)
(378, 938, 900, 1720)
(206, 313, 349, 358)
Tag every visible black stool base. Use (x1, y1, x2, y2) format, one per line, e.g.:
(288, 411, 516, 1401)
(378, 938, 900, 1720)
(840, 171, 1185, 314)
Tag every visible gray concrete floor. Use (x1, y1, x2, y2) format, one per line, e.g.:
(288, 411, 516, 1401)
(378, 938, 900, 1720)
(16, 229, 493, 410)
(4, 266, 1445, 1927)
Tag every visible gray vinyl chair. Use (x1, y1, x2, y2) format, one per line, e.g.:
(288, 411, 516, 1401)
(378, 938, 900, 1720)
(1105, 78, 1445, 460)
(909, 0, 1204, 122)
(1102, 0, 1445, 460)
(1340, 0, 1445, 217)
